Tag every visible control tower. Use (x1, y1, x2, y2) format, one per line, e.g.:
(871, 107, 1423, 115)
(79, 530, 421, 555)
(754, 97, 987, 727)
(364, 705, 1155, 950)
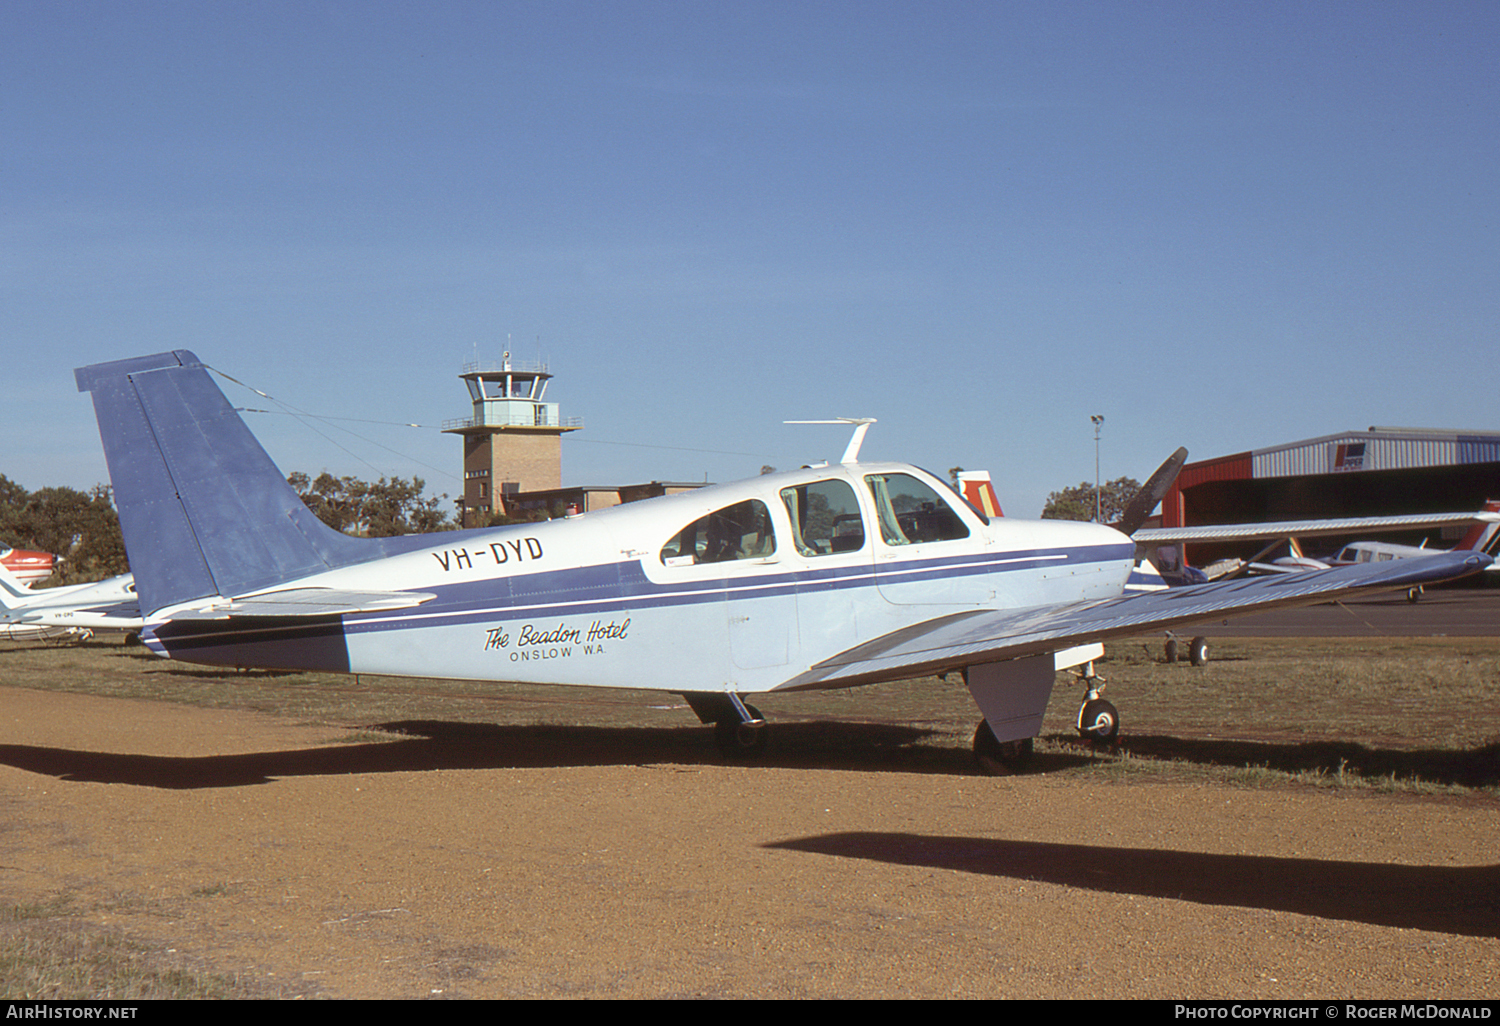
(443, 353, 582, 526)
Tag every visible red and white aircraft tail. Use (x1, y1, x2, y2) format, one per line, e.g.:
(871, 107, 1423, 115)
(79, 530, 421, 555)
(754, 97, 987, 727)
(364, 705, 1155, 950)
(957, 472, 1003, 518)
(1453, 499, 1500, 554)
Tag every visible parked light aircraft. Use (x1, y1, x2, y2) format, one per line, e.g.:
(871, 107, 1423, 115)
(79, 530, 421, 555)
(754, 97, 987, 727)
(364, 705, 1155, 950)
(0, 562, 142, 640)
(73, 352, 1493, 770)
(1323, 503, 1500, 568)
(1136, 504, 1500, 594)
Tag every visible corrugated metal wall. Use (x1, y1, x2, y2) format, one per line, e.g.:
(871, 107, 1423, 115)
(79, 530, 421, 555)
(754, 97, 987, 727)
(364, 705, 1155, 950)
(1250, 430, 1500, 479)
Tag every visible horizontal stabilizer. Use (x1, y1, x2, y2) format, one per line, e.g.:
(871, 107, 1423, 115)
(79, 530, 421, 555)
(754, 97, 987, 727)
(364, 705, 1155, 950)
(778, 550, 1491, 691)
(166, 588, 437, 620)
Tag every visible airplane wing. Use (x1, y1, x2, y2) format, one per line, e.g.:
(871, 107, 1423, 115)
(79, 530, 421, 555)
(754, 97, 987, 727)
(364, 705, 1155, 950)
(777, 550, 1490, 691)
(1134, 511, 1500, 545)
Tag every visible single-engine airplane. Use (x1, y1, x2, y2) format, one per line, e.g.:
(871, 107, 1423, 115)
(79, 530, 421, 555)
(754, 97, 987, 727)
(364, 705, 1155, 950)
(0, 562, 142, 640)
(1135, 503, 1500, 594)
(74, 351, 1493, 770)
(1323, 503, 1500, 569)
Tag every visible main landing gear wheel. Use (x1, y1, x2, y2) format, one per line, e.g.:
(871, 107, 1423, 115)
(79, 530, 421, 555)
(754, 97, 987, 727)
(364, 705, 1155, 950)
(973, 720, 1033, 775)
(713, 703, 768, 759)
(1189, 636, 1209, 666)
(1165, 634, 1210, 666)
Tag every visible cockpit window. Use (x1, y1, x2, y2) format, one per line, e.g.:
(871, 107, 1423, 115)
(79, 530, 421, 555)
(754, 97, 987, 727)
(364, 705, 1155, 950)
(780, 479, 865, 556)
(864, 473, 970, 545)
(660, 499, 776, 566)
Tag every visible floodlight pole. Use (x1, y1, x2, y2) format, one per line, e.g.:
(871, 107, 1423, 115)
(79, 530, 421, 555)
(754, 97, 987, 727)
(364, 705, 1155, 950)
(1091, 415, 1104, 522)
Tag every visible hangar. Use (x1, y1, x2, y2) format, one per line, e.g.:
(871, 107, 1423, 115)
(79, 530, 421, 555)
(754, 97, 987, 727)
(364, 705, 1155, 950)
(1158, 427, 1500, 568)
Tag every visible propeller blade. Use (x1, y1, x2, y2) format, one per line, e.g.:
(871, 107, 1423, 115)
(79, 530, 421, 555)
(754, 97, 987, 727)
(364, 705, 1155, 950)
(1116, 446, 1188, 536)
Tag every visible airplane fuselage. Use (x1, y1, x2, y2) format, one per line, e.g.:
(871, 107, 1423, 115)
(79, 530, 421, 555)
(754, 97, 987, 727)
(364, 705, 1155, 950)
(142, 461, 1136, 694)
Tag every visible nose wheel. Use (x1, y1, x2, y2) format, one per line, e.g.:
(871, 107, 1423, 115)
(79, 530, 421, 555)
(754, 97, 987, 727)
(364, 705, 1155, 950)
(1072, 662, 1119, 744)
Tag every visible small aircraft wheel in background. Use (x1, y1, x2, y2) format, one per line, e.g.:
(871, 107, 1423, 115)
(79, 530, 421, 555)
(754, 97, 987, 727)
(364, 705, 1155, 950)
(1076, 698, 1119, 743)
(713, 704, 768, 759)
(973, 721, 1033, 775)
(1407, 588, 1422, 604)
(1164, 637, 1179, 663)
(1189, 636, 1209, 666)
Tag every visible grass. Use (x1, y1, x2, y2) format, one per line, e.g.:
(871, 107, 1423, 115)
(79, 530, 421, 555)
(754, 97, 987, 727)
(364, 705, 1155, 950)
(0, 928, 262, 1000)
(0, 895, 279, 999)
(1062, 635, 1500, 792)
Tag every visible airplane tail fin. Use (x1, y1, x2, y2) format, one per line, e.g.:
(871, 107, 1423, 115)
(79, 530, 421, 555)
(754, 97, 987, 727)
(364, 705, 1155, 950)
(1454, 500, 1500, 555)
(957, 471, 1003, 518)
(74, 351, 400, 617)
(0, 563, 33, 601)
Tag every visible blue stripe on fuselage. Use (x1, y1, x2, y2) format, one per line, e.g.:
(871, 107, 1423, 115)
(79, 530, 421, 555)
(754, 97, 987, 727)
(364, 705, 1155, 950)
(143, 541, 1134, 661)
(348, 541, 1134, 630)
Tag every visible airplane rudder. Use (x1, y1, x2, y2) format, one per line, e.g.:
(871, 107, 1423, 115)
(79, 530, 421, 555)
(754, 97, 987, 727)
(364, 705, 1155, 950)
(76, 351, 390, 614)
(76, 352, 219, 614)
(0, 563, 31, 599)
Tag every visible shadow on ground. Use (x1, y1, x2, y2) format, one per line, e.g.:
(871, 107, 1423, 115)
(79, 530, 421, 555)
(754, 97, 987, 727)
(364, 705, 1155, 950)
(765, 831, 1500, 938)
(1, 719, 1494, 790)
(0, 719, 979, 788)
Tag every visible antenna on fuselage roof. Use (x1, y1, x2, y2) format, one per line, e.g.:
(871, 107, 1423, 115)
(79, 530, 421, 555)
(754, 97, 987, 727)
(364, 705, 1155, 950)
(784, 418, 877, 463)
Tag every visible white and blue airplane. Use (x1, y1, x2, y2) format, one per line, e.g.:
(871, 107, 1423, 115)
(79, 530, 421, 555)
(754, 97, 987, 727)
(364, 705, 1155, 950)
(74, 351, 1493, 771)
(0, 562, 141, 641)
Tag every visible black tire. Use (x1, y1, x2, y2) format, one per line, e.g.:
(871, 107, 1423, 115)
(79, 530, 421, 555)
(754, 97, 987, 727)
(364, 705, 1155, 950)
(1190, 636, 1209, 666)
(973, 720, 1033, 775)
(1077, 698, 1119, 743)
(713, 703, 768, 759)
(1164, 638, 1179, 663)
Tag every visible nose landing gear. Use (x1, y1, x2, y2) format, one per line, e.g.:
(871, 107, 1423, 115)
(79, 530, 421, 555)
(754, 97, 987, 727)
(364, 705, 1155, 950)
(1072, 662, 1119, 744)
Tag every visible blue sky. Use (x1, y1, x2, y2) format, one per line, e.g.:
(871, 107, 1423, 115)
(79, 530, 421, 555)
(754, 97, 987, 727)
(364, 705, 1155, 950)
(5, 0, 1496, 517)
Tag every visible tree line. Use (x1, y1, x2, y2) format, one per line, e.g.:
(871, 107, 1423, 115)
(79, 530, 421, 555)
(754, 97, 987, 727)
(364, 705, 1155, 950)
(0, 476, 127, 586)
(0, 473, 456, 587)
(1040, 476, 1142, 523)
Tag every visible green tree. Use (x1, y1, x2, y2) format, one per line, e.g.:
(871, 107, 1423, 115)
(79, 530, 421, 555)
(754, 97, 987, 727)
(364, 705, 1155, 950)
(1041, 476, 1142, 523)
(0, 477, 129, 585)
(286, 472, 454, 536)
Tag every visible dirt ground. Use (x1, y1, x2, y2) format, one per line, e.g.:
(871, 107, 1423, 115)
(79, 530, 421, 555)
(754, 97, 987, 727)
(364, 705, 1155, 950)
(0, 685, 1496, 1000)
